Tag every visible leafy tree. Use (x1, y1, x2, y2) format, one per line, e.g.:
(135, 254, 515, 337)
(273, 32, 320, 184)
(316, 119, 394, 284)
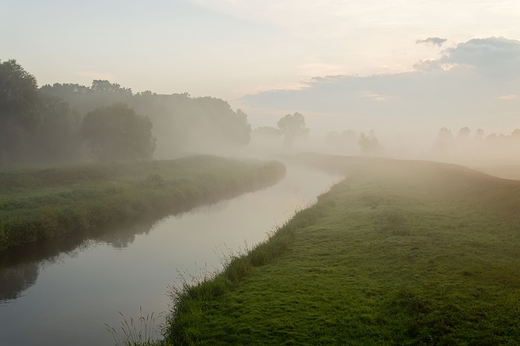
(81, 103, 155, 161)
(30, 94, 81, 162)
(277, 112, 308, 147)
(0, 59, 40, 127)
(0, 60, 84, 165)
(42, 83, 252, 156)
(0, 59, 40, 162)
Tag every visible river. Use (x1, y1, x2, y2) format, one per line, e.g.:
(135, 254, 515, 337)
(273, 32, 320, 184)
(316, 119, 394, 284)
(0, 165, 341, 346)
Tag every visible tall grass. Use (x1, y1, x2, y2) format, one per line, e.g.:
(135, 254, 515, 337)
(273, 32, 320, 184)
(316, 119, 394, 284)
(106, 308, 160, 346)
(0, 156, 286, 252)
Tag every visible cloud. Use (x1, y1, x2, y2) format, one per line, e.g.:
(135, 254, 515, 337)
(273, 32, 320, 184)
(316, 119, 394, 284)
(413, 59, 443, 71)
(416, 37, 447, 47)
(498, 95, 517, 100)
(439, 37, 520, 78)
(362, 92, 389, 101)
(242, 37, 520, 131)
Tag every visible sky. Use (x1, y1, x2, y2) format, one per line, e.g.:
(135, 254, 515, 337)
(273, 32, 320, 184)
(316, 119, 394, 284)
(2, 0, 520, 138)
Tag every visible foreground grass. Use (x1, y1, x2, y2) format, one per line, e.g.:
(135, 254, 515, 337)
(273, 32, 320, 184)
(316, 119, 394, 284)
(163, 154, 520, 345)
(0, 156, 285, 252)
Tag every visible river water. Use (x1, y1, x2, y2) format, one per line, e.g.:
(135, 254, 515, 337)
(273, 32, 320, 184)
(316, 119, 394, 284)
(0, 166, 341, 346)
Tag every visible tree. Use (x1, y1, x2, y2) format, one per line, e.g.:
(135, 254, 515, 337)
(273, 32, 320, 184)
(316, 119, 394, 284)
(91, 80, 132, 95)
(277, 112, 308, 147)
(458, 127, 471, 138)
(30, 94, 81, 162)
(0, 59, 40, 162)
(0, 60, 40, 126)
(81, 103, 155, 161)
(41, 82, 253, 156)
(432, 127, 454, 155)
(229, 109, 251, 146)
(358, 130, 384, 155)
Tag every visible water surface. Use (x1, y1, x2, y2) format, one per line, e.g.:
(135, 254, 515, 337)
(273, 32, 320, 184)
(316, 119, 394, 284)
(0, 166, 340, 346)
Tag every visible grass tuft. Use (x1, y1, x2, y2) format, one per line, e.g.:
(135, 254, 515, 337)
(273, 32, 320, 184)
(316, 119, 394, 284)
(106, 308, 161, 346)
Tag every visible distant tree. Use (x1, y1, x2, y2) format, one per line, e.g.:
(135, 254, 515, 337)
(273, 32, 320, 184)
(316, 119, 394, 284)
(40, 80, 133, 116)
(41, 81, 253, 157)
(485, 133, 498, 148)
(437, 127, 453, 140)
(91, 80, 132, 95)
(30, 94, 81, 162)
(358, 130, 384, 156)
(277, 112, 308, 147)
(230, 109, 252, 146)
(458, 127, 471, 138)
(40, 83, 91, 97)
(81, 103, 155, 161)
(432, 127, 454, 155)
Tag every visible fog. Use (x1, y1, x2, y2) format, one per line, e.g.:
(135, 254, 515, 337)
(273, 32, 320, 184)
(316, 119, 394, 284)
(3, 10, 520, 345)
(2, 57, 520, 182)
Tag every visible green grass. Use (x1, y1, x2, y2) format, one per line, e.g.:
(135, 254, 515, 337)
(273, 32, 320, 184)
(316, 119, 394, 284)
(162, 154, 520, 345)
(0, 155, 286, 252)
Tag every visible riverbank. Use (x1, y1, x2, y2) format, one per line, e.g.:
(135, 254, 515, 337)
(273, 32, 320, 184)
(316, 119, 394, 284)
(0, 156, 286, 252)
(163, 154, 520, 345)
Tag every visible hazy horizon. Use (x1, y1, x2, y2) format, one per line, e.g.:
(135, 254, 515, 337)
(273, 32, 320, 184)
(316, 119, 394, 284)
(3, 0, 520, 140)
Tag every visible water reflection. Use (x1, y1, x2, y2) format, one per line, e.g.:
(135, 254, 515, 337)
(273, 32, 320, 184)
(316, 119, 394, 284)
(0, 170, 289, 303)
(0, 263, 38, 301)
(0, 166, 341, 346)
(0, 219, 156, 302)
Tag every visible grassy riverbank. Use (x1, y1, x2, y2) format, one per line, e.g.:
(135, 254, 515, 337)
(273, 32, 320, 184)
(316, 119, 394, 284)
(163, 154, 520, 345)
(0, 156, 286, 252)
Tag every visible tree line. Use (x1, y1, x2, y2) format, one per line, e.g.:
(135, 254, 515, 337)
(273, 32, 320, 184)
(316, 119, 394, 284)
(431, 126, 520, 160)
(0, 59, 252, 166)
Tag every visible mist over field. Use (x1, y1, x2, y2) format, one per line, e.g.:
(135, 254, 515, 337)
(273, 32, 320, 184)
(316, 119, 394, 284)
(2, 1, 520, 171)
(2, 59, 520, 190)
(3, 57, 520, 177)
(3, 1, 520, 345)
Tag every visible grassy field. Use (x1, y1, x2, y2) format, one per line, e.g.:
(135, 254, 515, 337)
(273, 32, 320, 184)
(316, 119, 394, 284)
(162, 154, 520, 345)
(0, 156, 286, 252)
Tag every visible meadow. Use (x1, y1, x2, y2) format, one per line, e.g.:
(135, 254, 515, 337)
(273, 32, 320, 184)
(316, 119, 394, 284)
(162, 154, 520, 345)
(0, 156, 286, 252)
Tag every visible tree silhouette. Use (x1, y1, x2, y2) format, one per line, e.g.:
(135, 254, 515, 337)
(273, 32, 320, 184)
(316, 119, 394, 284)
(277, 112, 308, 147)
(0, 60, 40, 162)
(358, 130, 384, 155)
(81, 103, 155, 161)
